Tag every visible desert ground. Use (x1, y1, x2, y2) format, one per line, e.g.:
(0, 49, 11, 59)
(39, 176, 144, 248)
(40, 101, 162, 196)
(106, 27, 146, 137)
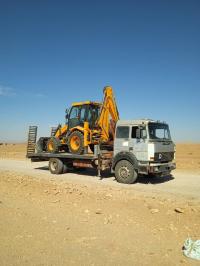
(0, 143, 200, 265)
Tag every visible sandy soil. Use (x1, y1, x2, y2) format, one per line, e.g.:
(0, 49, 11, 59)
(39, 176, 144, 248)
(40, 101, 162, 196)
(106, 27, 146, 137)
(0, 143, 26, 160)
(175, 143, 200, 173)
(0, 143, 200, 265)
(0, 169, 200, 266)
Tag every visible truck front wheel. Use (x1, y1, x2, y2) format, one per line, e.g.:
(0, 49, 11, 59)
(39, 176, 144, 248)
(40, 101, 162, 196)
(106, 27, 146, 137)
(49, 158, 64, 174)
(115, 160, 138, 184)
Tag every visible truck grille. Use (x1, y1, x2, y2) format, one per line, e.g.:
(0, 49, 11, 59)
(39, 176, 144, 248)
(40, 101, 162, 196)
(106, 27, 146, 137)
(154, 152, 174, 162)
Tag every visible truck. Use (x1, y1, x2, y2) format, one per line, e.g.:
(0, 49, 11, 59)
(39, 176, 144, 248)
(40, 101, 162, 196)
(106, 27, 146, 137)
(27, 118, 176, 184)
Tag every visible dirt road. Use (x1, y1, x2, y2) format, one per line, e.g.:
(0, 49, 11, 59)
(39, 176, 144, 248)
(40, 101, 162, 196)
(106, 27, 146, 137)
(0, 158, 200, 265)
(0, 159, 200, 201)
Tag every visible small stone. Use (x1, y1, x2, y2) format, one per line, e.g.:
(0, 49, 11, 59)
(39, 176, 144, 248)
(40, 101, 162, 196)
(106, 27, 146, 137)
(95, 209, 102, 214)
(54, 191, 60, 195)
(191, 207, 197, 212)
(16, 235, 23, 238)
(148, 252, 155, 255)
(104, 216, 112, 224)
(81, 219, 88, 222)
(52, 199, 60, 203)
(0, 200, 2, 204)
(169, 224, 176, 232)
(174, 208, 184, 213)
(104, 218, 109, 225)
(151, 209, 159, 214)
(84, 209, 89, 214)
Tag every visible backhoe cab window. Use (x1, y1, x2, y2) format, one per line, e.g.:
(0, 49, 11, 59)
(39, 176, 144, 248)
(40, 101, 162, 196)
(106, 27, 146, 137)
(116, 126, 129, 138)
(70, 106, 79, 119)
(88, 105, 100, 125)
(80, 106, 86, 121)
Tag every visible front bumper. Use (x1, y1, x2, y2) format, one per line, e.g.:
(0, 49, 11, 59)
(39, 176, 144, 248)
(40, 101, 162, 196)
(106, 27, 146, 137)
(138, 161, 176, 175)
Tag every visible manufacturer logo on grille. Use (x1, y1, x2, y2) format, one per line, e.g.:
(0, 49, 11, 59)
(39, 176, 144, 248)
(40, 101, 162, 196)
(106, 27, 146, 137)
(159, 153, 162, 159)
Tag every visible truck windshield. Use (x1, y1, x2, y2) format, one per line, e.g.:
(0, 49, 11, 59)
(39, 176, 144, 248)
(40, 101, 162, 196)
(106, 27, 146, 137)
(148, 123, 171, 140)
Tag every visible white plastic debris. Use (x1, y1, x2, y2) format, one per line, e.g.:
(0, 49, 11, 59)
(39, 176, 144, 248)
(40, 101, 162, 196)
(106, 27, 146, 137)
(183, 238, 200, 261)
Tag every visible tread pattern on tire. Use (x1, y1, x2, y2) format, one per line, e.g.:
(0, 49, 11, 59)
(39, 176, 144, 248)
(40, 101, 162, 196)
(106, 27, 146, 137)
(115, 159, 138, 184)
(47, 137, 60, 153)
(68, 131, 84, 154)
(49, 158, 63, 174)
(36, 137, 49, 153)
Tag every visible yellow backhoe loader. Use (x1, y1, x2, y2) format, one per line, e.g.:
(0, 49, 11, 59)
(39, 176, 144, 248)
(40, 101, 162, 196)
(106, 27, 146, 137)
(36, 86, 119, 155)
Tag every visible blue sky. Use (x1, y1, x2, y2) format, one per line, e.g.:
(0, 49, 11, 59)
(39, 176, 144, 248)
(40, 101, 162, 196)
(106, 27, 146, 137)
(0, 0, 199, 142)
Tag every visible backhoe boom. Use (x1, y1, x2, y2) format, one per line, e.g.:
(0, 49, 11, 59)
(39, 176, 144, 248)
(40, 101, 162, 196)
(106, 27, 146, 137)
(97, 86, 119, 142)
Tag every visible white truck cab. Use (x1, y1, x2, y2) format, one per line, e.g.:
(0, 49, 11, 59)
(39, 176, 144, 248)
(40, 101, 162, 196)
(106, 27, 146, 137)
(112, 119, 176, 183)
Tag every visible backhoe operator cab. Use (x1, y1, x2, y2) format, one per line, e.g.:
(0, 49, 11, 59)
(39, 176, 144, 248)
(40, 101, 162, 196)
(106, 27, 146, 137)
(112, 119, 176, 183)
(66, 103, 100, 130)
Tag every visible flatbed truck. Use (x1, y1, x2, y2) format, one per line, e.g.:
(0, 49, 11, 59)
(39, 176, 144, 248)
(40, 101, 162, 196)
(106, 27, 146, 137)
(27, 119, 176, 184)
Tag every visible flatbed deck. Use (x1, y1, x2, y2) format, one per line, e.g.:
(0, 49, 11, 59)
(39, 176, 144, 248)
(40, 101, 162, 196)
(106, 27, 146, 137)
(28, 152, 97, 162)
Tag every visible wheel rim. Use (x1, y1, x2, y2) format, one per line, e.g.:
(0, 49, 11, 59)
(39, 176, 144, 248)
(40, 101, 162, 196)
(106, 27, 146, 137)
(70, 136, 80, 151)
(51, 161, 57, 171)
(48, 140, 54, 151)
(119, 166, 130, 179)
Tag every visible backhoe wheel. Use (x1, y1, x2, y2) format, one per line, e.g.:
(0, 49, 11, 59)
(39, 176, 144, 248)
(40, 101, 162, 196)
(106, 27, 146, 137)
(49, 158, 63, 174)
(115, 160, 138, 184)
(47, 137, 60, 153)
(68, 131, 84, 154)
(36, 137, 49, 153)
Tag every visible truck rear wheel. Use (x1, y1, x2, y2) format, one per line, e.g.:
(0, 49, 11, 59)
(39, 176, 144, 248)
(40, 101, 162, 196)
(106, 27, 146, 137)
(115, 160, 138, 184)
(49, 158, 63, 174)
(68, 131, 84, 154)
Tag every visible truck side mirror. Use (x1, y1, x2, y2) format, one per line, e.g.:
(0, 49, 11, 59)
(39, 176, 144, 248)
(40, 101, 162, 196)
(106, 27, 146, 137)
(136, 128, 141, 139)
(141, 129, 147, 139)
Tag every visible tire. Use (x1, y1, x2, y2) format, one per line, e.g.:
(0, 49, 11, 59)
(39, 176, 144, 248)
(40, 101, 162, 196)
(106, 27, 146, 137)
(47, 137, 60, 153)
(115, 160, 138, 184)
(36, 137, 49, 153)
(49, 158, 64, 174)
(68, 131, 84, 154)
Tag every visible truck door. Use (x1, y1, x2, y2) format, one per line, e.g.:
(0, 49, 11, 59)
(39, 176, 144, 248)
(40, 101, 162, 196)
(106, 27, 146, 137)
(114, 126, 130, 155)
(129, 126, 147, 161)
